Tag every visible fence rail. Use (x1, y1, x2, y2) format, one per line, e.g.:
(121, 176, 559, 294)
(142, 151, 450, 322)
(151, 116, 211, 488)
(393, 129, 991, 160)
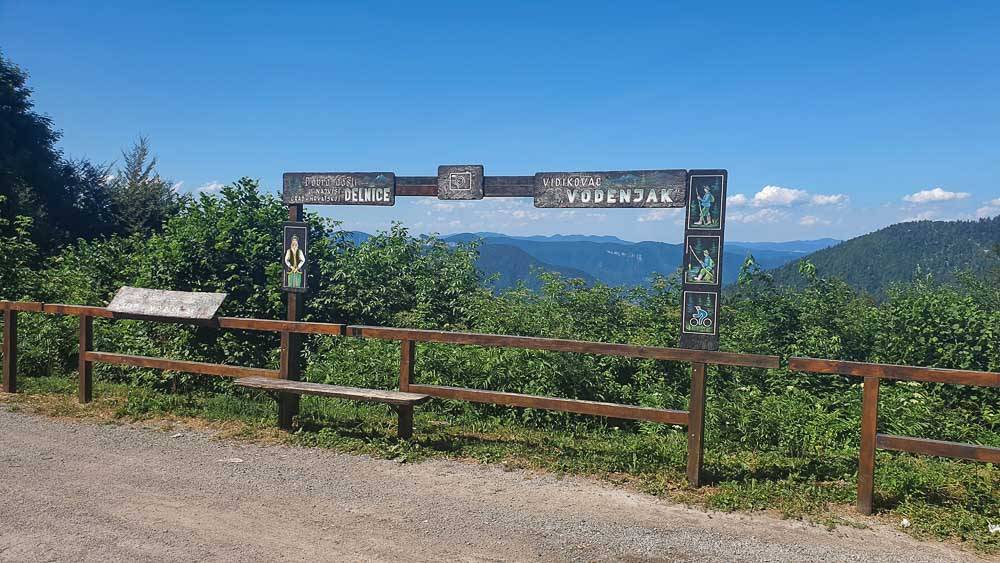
(3, 299, 997, 511)
(788, 356, 1000, 514)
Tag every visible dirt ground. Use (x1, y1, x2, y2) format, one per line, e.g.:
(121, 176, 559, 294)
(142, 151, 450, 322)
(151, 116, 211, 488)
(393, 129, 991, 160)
(0, 407, 989, 562)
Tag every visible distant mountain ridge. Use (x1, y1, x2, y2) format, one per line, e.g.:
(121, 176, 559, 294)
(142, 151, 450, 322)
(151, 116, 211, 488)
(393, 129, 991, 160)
(341, 230, 837, 290)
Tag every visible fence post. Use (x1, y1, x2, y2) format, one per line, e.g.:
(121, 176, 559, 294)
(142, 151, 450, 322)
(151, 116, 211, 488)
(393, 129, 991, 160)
(3, 307, 16, 393)
(78, 315, 93, 403)
(397, 339, 415, 439)
(686, 362, 707, 487)
(857, 375, 880, 514)
(278, 292, 303, 430)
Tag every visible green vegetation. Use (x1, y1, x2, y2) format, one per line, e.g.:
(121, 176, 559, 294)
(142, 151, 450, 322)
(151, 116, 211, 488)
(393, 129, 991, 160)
(1, 179, 997, 553)
(1, 50, 997, 553)
(771, 218, 1000, 298)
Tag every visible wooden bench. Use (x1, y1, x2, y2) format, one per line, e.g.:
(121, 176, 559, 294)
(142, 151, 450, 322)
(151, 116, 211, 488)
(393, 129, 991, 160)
(235, 377, 430, 439)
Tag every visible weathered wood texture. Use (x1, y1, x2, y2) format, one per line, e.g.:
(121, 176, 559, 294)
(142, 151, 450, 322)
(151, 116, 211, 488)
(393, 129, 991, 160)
(876, 434, 1000, 463)
(44, 303, 113, 318)
(437, 165, 484, 200)
(2, 301, 44, 312)
(857, 377, 880, 515)
(283, 172, 396, 205)
(392, 176, 535, 197)
(216, 317, 346, 335)
(686, 362, 707, 487)
(78, 316, 93, 403)
(3, 309, 16, 393)
(407, 384, 688, 425)
(533, 170, 687, 208)
(107, 287, 227, 320)
(350, 325, 779, 369)
(236, 377, 430, 405)
(789, 357, 1000, 387)
(86, 351, 279, 379)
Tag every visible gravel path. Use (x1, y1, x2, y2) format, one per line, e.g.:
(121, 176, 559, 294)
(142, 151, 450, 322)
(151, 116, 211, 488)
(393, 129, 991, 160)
(0, 408, 986, 562)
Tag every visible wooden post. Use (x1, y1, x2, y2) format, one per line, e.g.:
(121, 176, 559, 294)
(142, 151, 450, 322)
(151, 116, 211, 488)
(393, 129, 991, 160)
(686, 362, 707, 487)
(2, 308, 17, 393)
(397, 339, 415, 439)
(78, 315, 93, 403)
(278, 204, 304, 430)
(857, 376, 880, 514)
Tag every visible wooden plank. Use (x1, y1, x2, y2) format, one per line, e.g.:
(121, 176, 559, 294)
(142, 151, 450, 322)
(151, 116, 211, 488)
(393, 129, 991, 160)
(43, 304, 114, 318)
(789, 357, 999, 388)
(484, 176, 534, 197)
(350, 325, 779, 369)
(216, 317, 346, 336)
(235, 377, 430, 405)
(857, 376, 880, 515)
(876, 434, 1000, 463)
(3, 309, 16, 393)
(79, 316, 93, 403)
(85, 351, 279, 379)
(408, 384, 688, 425)
(395, 177, 437, 196)
(686, 362, 707, 487)
(107, 287, 226, 320)
(4, 301, 44, 312)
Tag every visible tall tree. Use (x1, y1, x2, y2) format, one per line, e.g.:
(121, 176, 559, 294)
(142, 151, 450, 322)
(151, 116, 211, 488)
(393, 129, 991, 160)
(109, 136, 181, 234)
(0, 51, 116, 248)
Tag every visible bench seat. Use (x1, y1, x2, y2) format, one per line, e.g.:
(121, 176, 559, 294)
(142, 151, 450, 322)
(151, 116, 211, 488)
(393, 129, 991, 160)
(235, 377, 429, 405)
(234, 376, 429, 439)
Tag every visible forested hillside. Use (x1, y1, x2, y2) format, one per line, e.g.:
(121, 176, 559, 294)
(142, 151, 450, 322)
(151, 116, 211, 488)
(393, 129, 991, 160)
(443, 234, 819, 289)
(771, 218, 1000, 296)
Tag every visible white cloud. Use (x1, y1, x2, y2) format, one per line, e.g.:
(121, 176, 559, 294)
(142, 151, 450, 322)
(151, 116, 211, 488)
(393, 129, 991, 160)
(729, 208, 786, 224)
(170, 181, 184, 194)
(197, 181, 225, 193)
(752, 185, 809, 207)
(638, 209, 681, 222)
(511, 209, 544, 221)
(799, 215, 830, 226)
(976, 203, 1000, 218)
(745, 185, 847, 208)
(810, 193, 848, 205)
(902, 187, 970, 203)
(727, 193, 749, 207)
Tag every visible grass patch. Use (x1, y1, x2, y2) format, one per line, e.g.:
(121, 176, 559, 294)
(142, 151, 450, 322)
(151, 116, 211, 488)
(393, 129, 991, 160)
(3, 374, 997, 555)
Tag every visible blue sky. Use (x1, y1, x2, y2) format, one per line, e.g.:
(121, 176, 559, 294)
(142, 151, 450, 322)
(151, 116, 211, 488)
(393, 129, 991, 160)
(3, 1, 998, 242)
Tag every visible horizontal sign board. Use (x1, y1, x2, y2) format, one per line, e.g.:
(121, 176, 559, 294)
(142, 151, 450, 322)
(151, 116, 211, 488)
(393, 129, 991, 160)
(283, 172, 396, 206)
(107, 287, 227, 320)
(533, 170, 687, 208)
(437, 164, 484, 200)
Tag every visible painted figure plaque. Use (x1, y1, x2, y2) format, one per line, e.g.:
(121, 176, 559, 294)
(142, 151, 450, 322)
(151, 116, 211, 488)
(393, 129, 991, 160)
(437, 164, 484, 200)
(533, 170, 686, 208)
(282, 222, 308, 292)
(283, 172, 395, 206)
(679, 170, 727, 351)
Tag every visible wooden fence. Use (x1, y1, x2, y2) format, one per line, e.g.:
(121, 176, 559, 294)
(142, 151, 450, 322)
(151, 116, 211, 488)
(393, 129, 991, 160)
(3, 299, 997, 511)
(788, 357, 1000, 514)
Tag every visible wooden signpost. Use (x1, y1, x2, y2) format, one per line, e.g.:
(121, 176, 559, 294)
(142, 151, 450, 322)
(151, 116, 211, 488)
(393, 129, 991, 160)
(278, 165, 729, 431)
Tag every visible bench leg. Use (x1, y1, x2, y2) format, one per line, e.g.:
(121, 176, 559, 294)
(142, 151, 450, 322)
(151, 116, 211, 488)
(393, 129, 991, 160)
(397, 405, 414, 440)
